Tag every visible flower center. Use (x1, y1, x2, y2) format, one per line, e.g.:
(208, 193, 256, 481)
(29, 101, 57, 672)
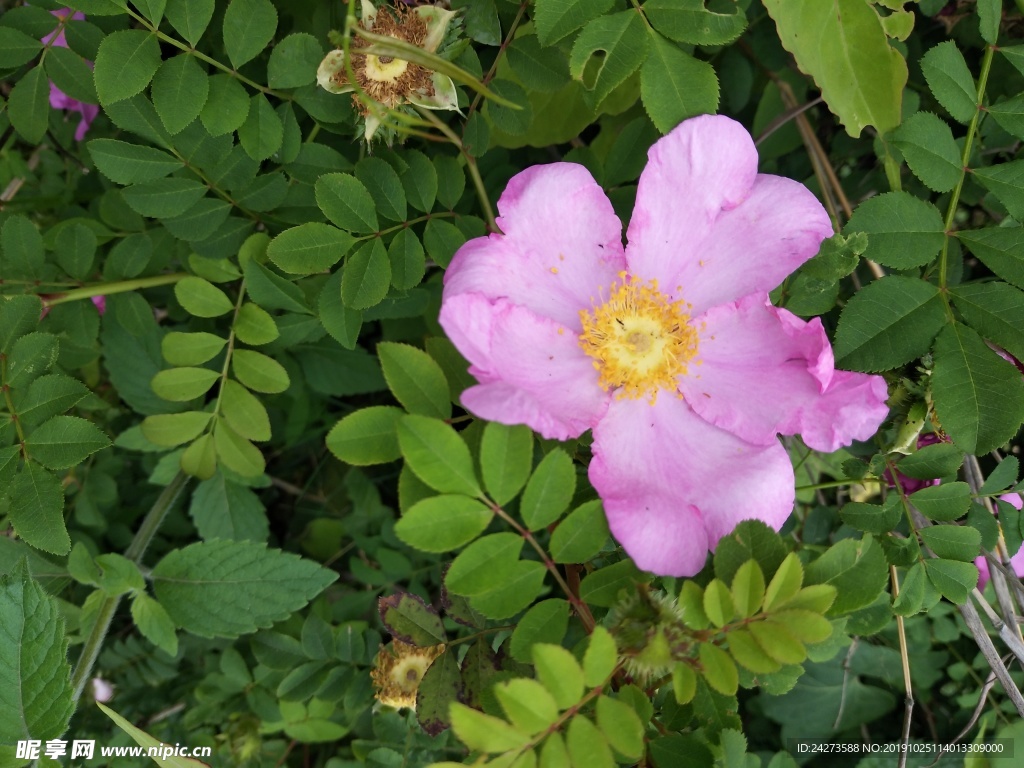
(365, 53, 409, 82)
(579, 274, 698, 402)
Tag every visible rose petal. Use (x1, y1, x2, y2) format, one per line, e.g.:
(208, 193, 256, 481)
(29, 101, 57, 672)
(680, 294, 888, 450)
(626, 116, 832, 314)
(439, 293, 609, 440)
(590, 395, 795, 576)
(443, 163, 626, 330)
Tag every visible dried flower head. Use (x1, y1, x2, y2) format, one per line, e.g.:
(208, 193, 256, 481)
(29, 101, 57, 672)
(370, 640, 446, 709)
(317, 0, 459, 142)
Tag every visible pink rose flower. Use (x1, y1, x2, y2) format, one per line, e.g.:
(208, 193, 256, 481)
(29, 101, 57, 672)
(977, 493, 1024, 589)
(439, 115, 890, 577)
(42, 8, 99, 141)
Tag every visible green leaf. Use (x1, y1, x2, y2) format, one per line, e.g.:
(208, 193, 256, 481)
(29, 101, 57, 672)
(378, 342, 451, 419)
(268, 32, 322, 89)
(142, 411, 213, 447)
(151, 54, 209, 135)
(213, 416, 265, 477)
(506, 33, 571, 93)
(533, 643, 585, 709)
(45, 45, 99, 103)
(232, 349, 290, 394)
(356, 157, 407, 223)
(0, 561, 74, 743)
(583, 625, 618, 688)
(892, 561, 926, 616)
(566, 716, 615, 768)
(520, 448, 576, 530)
(233, 302, 279, 345)
(25, 415, 111, 469)
(378, 591, 446, 645)
(88, 139, 183, 184)
(840, 500, 902, 535)
(748, 621, 806, 665)
(509, 599, 569, 663)
(315, 173, 379, 233)
(181, 433, 217, 479)
(222, 0, 277, 69)
(980, 456, 1018, 494)
(973, 161, 1024, 220)
(910, 481, 972, 522)
(534, 0, 614, 46)
(450, 702, 530, 754)
(932, 323, 1024, 454)
(327, 406, 404, 466)
(955, 228, 1024, 289)
(151, 367, 220, 402)
(487, 79, 533, 137)
(579, 559, 645, 608)
(122, 177, 207, 218)
(161, 331, 226, 366)
(220, 379, 271, 441)
(434, 155, 466, 209)
(14, 374, 89, 428)
(8, 463, 69, 555)
(833, 276, 946, 372)
(342, 240, 391, 310)
(400, 149, 439, 212)
(151, 539, 336, 638)
(394, 495, 492, 552)
(952, 281, 1024, 360)
(5, 332, 57, 389)
(189, 470, 268, 541)
(416, 649, 462, 737)
(387, 228, 426, 291)
(94, 30, 161, 104)
(596, 695, 645, 761)
(7, 65, 50, 144)
(267, 222, 354, 275)
(764, 0, 906, 136)
(200, 74, 250, 136)
(921, 41, 976, 123)
(0, 27, 41, 68)
(477, 423, 531, 507)
(569, 12, 648, 108)
(889, 112, 961, 193)
(843, 192, 945, 268)
(702, 578, 735, 628)
(730, 560, 766, 619)
(445, 532, 523, 596)
(805, 534, 888, 615)
(640, 33, 719, 133)
(896, 442, 964, 480)
(919, 525, 981, 562)
(699, 641, 738, 696)
(644, 0, 747, 45)
(0, 296, 43, 353)
(923, 558, 977, 604)
(727, 628, 781, 673)
(469, 559, 547, 619)
(763, 552, 803, 611)
(130, 592, 179, 656)
(397, 415, 481, 496)
(977, 0, 1000, 44)
(165, 0, 214, 46)
(984, 94, 1024, 142)
(496, 679, 559, 735)
(238, 93, 284, 161)
(550, 500, 609, 564)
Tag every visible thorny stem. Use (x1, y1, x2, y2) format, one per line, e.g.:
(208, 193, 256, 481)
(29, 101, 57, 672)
(414, 106, 498, 232)
(41, 273, 189, 308)
(487, 500, 596, 631)
(70, 471, 190, 704)
(940, 44, 995, 293)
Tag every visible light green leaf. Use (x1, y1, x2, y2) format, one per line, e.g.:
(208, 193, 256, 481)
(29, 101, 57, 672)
(94, 30, 161, 104)
(8, 463, 69, 555)
(763, 0, 907, 136)
(161, 331, 226, 366)
(730, 560, 766, 619)
(0, 561, 74, 743)
(222, 0, 277, 69)
(533, 643, 585, 710)
(450, 702, 530, 754)
(25, 415, 110, 470)
(213, 417, 265, 477)
(151, 367, 219, 402)
(496, 679, 559, 735)
(174, 276, 234, 317)
(0, 295, 43, 353)
(980, 456, 1018, 495)
(397, 414, 480, 496)
(131, 592, 179, 656)
(233, 302, 279, 346)
(640, 32, 718, 133)
(394, 495, 492, 552)
(596, 695, 645, 761)
(932, 323, 1024, 454)
(698, 641, 738, 695)
(550, 500, 609, 564)
(141, 411, 213, 447)
(220, 378, 271, 442)
(151, 539, 335, 637)
(267, 222, 354, 275)
(232, 349, 290, 394)
(805, 534, 888, 615)
(327, 406, 404, 466)
(583, 625, 618, 688)
(180, 432, 217, 480)
(520, 448, 576, 530)
(833, 276, 946, 371)
(445, 532, 523, 596)
(469, 560, 547, 619)
(378, 342, 451, 419)
(509, 599, 569, 663)
(703, 578, 735, 628)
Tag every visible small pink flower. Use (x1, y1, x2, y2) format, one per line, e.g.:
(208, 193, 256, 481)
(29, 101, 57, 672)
(439, 115, 890, 577)
(977, 493, 1024, 589)
(42, 8, 98, 141)
(90, 295, 106, 315)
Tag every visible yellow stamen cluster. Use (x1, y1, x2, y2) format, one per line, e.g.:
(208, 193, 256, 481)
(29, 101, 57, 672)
(579, 273, 698, 402)
(370, 640, 446, 710)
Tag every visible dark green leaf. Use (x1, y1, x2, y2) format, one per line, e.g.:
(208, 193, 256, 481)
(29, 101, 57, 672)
(843, 192, 945, 268)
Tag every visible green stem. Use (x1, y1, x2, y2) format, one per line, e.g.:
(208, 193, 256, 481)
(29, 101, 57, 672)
(796, 478, 884, 492)
(42, 273, 188, 308)
(939, 44, 995, 292)
(70, 471, 190, 703)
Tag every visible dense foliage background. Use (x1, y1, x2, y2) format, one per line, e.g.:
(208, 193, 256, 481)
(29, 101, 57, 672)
(2, 0, 1024, 766)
